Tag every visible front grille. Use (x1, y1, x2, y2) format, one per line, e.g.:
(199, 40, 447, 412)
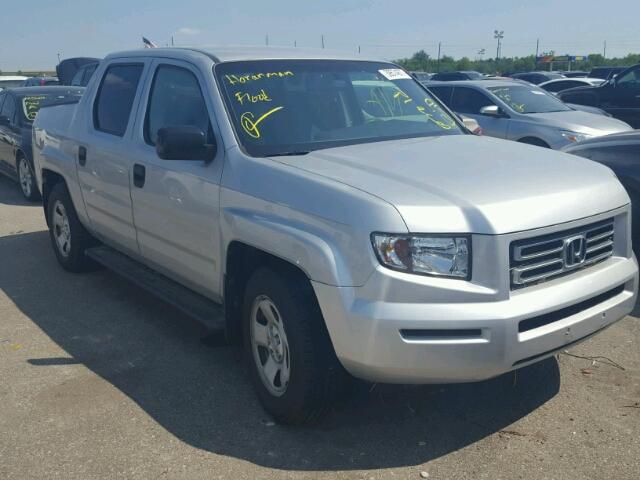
(510, 219, 614, 288)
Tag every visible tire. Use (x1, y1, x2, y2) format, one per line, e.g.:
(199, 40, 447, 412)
(17, 155, 41, 202)
(47, 182, 99, 272)
(243, 267, 347, 424)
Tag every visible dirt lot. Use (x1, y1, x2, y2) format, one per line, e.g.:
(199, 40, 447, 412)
(0, 175, 639, 480)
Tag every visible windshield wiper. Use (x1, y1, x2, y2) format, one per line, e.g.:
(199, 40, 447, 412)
(268, 151, 310, 157)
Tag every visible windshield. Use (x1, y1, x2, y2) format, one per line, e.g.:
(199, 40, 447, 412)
(488, 85, 571, 114)
(20, 92, 82, 122)
(215, 60, 462, 156)
(0, 79, 25, 88)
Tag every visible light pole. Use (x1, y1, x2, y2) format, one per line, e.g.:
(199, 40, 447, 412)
(57, 52, 61, 64)
(494, 30, 504, 61)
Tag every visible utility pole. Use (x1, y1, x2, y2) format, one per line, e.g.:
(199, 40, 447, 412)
(321, 34, 325, 49)
(437, 42, 441, 72)
(603, 40, 607, 58)
(358, 45, 361, 54)
(171, 36, 174, 46)
(494, 30, 504, 61)
(57, 52, 61, 64)
(535, 38, 539, 58)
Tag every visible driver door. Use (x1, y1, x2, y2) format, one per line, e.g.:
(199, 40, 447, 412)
(129, 59, 225, 300)
(451, 86, 509, 138)
(602, 66, 640, 128)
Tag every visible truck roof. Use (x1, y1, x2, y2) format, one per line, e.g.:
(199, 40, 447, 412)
(3, 86, 84, 96)
(105, 46, 385, 63)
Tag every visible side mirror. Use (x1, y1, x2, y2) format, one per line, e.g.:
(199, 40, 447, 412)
(0, 115, 9, 127)
(156, 126, 216, 162)
(479, 105, 502, 116)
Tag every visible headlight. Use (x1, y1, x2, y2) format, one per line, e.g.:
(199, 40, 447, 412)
(560, 130, 592, 143)
(371, 234, 470, 279)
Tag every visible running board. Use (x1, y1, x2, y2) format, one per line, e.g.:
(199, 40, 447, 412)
(86, 245, 225, 332)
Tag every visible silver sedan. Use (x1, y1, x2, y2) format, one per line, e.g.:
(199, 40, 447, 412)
(426, 79, 632, 149)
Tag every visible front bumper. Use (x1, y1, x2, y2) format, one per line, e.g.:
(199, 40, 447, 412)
(312, 211, 638, 384)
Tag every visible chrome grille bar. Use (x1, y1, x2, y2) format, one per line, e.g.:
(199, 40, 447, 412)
(510, 219, 614, 288)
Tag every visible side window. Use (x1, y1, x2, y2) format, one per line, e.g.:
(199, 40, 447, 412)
(94, 64, 144, 136)
(451, 87, 494, 114)
(428, 86, 453, 107)
(617, 67, 640, 88)
(0, 93, 6, 113)
(1, 95, 16, 124)
(144, 65, 211, 145)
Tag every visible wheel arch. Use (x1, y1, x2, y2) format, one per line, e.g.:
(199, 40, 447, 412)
(41, 169, 68, 227)
(517, 136, 551, 148)
(224, 241, 318, 345)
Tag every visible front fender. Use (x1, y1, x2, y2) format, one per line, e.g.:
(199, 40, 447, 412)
(221, 205, 375, 287)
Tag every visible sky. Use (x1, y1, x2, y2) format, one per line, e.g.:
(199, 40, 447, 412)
(1, 0, 639, 71)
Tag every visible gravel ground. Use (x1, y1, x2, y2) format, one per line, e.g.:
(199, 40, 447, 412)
(0, 175, 639, 480)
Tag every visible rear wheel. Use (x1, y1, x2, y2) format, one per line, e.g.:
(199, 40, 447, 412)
(17, 156, 40, 201)
(47, 183, 99, 272)
(243, 267, 347, 424)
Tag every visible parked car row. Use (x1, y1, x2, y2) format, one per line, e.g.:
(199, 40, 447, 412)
(7, 46, 631, 425)
(425, 79, 632, 149)
(0, 86, 84, 199)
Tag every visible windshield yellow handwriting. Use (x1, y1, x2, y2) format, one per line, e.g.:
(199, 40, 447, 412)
(23, 96, 47, 121)
(235, 89, 273, 105)
(225, 71, 294, 85)
(393, 90, 413, 104)
(240, 106, 284, 138)
(416, 105, 454, 130)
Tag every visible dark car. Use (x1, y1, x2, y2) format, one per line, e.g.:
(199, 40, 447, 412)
(0, 86, 84, 200)
(510, 72, 565, 85)
(22, 76, 60, 87)
(558, 64, 640, 128)
(589, 66, 629, 80)
(56, 57, 100, 85)
(430, 71, 484, 81)
(563, 131, 640, 246)
(70, 62, 99, 86)
(410, 71, 433, 82)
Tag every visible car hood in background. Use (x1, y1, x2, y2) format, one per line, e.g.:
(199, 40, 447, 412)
(272, 135, 629, 234)
(525, 110, 632, 135)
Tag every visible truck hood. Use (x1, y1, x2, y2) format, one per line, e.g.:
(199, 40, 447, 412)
(272, 135, 629, 234)
(525, 110, 632, 135)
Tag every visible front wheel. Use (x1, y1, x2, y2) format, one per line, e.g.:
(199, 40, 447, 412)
(17, 156, 41, 201)
(243, 268, 348, 424)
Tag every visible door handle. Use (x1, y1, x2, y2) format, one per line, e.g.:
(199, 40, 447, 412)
(133, 163, 146, 188)
(78, 146, 87, 166)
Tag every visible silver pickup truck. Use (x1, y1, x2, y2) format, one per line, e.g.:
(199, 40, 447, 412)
(33, 46, 638, 424)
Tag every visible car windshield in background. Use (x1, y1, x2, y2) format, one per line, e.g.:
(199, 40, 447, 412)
(488, 85, 571, 114)
(215, 60, 462, 157)
(20, 92, 82, 122)
(0, 80, 25, 88)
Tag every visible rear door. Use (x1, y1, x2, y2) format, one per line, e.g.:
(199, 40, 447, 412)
(0, 93, 19, 177)
(76, 60, 148, 256)
(128, 59, 225, 299)
(450, 86, 509, 138)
